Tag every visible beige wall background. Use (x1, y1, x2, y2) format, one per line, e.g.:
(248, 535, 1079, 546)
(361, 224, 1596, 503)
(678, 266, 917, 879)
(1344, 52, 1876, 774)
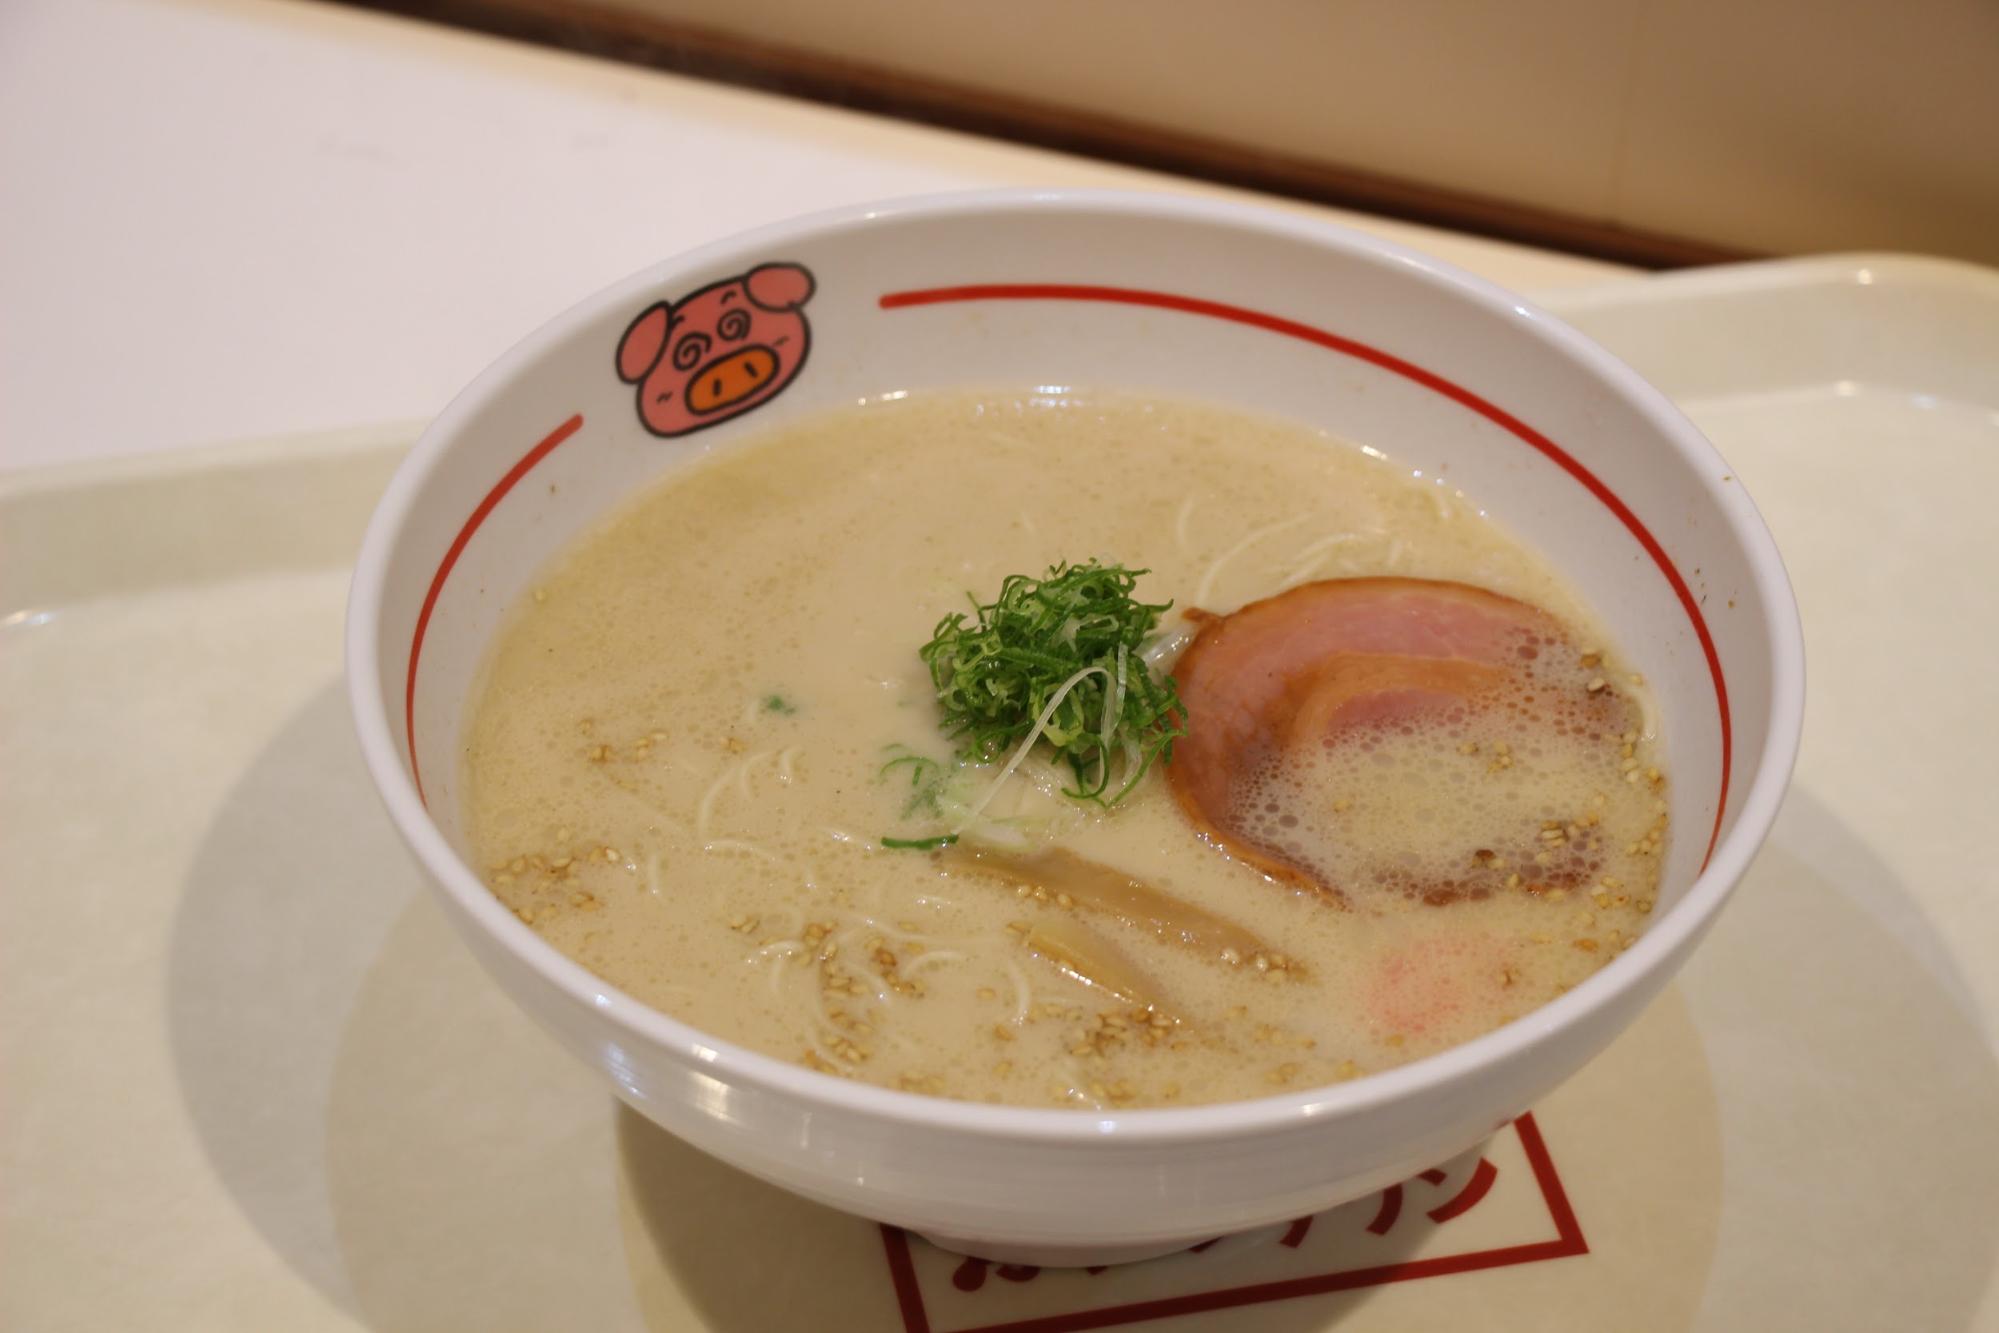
(564, 0, 1999, 265)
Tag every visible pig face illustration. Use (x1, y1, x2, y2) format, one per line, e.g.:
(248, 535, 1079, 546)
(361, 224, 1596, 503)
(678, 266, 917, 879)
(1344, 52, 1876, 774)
(615, 262, 816, 437)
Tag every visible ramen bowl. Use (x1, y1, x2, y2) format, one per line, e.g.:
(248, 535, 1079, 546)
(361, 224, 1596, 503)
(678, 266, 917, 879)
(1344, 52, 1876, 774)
(346, 189, 1803, 1265)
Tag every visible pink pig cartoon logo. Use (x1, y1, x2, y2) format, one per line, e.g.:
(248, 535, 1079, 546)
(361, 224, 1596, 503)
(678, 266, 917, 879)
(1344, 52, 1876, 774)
(615, 262, 816, 437)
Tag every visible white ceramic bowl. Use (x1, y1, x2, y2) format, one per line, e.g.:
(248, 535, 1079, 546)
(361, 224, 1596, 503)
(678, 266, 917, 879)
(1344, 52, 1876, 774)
(346, 189, 1803, 1266)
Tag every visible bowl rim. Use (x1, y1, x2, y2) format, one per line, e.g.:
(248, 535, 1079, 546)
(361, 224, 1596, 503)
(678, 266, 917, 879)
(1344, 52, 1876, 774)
(345, 186, 1806, 1144)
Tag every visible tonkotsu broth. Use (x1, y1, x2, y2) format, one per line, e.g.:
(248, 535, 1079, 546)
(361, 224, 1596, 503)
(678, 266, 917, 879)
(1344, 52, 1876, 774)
(462, 392, 1669, 1108)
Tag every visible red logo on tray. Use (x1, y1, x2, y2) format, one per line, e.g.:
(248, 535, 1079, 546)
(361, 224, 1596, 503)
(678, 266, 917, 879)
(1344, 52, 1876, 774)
(879, 1113, 1585, 1333)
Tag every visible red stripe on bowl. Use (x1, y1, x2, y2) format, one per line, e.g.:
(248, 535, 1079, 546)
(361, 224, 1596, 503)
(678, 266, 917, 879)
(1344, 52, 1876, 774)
(879, 283, 1732, 868)
(404, 412, 584, 803)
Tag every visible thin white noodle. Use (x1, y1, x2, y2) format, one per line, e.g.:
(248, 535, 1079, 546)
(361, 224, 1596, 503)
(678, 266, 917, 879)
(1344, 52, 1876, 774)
(849, 968, 893, 1006)
(776, 747, 799, 785)
(644, 851, 666, 899)
(1142, 619, 1198, 671)
(587, 771, 682, 827)
(701, 838, 784, 863)
(813, 986, 858, 1032)
(1173, 495, 1198, 554)
(910, 894, 957, 910)
(821, 827, 877, 851)
(851, 915, 962, 950)
(1015, 760, 1068, 799)
(1102, 645, 1128, 784)
(1429, 485, 1454, 521)
(695, 763, 739, 840)
(1055, 1066, 1104, 1109)
(803, 1027, 849, 1070)
(1292, 531, 1367, 559)
(900, 949, 967, 978)
(1638, 684, 1661, 744)
(957, 665, 1109, 828)
(1277, 552, 1332, 591)
(1002, 958, 1033, 1025)
(751, 940, 807, 962)
(735, 750, 772, 800)
(1018, 511, 1040, 538)
(966, 821, 1032, 850)
(1193, 514, 1309, 609)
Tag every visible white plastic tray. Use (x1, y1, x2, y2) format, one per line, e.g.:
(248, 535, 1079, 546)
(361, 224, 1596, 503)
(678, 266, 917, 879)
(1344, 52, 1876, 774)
(4, 255, 1995, 1332)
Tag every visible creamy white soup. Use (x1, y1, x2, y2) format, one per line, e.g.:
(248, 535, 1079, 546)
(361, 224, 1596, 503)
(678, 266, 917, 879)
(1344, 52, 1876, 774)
(462, 392, 1668, 1108)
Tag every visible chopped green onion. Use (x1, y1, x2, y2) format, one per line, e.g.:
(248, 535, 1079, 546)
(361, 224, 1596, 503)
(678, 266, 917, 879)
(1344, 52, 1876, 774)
(919, 560, 1185, 805)
(880, 834, 960, 851)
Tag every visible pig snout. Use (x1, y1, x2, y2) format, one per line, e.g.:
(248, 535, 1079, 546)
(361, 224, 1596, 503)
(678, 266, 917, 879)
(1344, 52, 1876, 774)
(685, 345, 781, 413)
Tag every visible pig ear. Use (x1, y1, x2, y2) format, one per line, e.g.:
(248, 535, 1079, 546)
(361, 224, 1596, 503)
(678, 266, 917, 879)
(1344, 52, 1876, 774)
(616, 302, 672, 383)
(744, 263, 815, 312)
